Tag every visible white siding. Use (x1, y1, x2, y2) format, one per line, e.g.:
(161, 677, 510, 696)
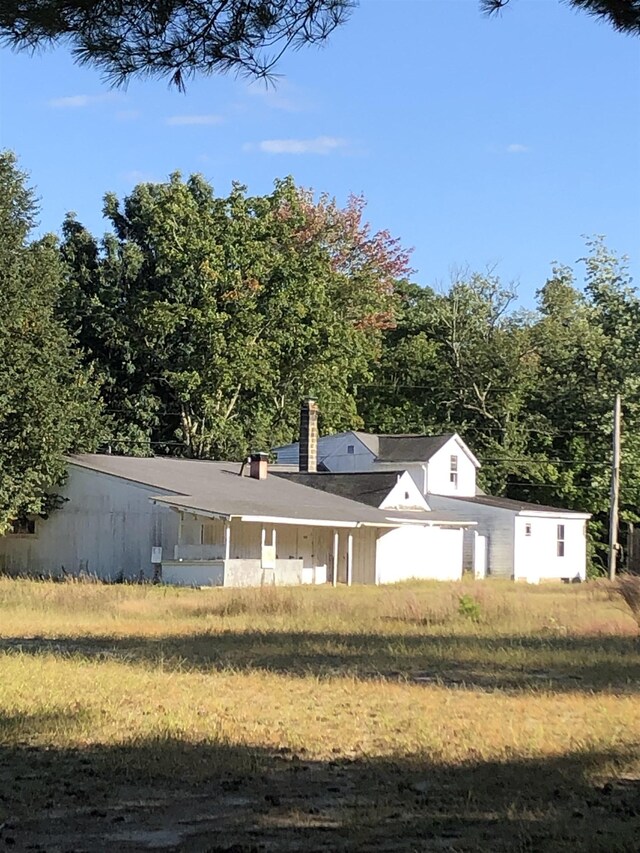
(376, 526, 464, 583)
(513, 516, 587, 582)
(380, 471, 430, 510)
(0, 465, 179, 580)
(424, 437, 477, 497)
(274, 432, 375, 472)
(351, 527, 377, 584)
(427, 495, 516, 578)
(228, 519, 261, 559)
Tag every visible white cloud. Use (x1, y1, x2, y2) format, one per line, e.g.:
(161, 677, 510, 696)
(506, 143, 530, 154)
(165, 114, 224, 126)
(250, 136, 347, 155)
(48, 93, 118, 108)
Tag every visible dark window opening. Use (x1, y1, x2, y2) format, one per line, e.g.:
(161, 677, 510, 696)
(10, 518, 36, 535)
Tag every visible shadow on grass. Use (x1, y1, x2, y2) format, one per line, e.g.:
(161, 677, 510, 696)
(1, 630, 639, 693)
(0, 710, 638, 852)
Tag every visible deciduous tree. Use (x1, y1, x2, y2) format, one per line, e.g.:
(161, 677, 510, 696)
(61, 173, 410, 458)
(0, 152, 103, 532)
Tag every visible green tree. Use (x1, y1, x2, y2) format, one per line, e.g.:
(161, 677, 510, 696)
(2, 1, 634, 88)
(0, 152, 104, 533)
(61, 173, 410, 459)
(0, 0, 354, 88)
(522, 240, 640, 565)
(482, 0, 640, 35)
(361, 272, 539, 494)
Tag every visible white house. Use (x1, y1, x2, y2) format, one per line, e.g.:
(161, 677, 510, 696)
(0, 452, 471, 587)
(273, 428, 481, 497)
(273, 403, 590, 583)
(275, 468, 476, 583)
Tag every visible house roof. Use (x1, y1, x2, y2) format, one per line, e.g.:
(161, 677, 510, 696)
(271, 471, 471, 525)
(450, 494, 591, 517)
(351, 432, 451, 463)
(273, 470, 406, 508)
(66, 454, 429, 528)
(273, 430, 478, 465)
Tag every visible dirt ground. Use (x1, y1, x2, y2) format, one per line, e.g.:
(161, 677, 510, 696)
(2, 732, 640, 852)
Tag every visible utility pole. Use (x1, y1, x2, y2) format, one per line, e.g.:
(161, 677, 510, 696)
(608, 393, 621, 581)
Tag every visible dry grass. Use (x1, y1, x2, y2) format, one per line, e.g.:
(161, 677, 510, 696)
(0, 578, 639, 851)
(614, 574, 640, 628)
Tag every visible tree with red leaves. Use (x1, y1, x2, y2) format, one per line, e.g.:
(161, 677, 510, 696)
(60, 173, 412, 458)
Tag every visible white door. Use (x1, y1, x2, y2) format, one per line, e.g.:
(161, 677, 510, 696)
(474, 532, 488, 579)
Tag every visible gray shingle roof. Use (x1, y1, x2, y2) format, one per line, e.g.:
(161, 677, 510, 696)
(271, 471, 473, 525)
(452, 494, 591, 516)
(66, 454, 409, 527)
(273, 470, 404, 507)
(351, 432, 455, 462)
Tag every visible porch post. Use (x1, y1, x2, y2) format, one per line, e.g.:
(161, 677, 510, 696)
(224, 521, 231, 560)
(332, 530, 339, 587)
(272, 526, 277, 557)
(347, 532, 353, 587)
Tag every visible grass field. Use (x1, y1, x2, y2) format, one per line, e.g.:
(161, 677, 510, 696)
(0, 578, 639, 852)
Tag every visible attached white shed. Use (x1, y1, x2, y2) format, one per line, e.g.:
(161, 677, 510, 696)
(427, 493, 590, 583)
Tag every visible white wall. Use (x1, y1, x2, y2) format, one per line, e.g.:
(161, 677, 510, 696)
(380, 471, 430, 510)
(275, 432, 375, 472)
(376, 525, 464, 583)
(0, 465, 179, 580)
(425, 437, 477, 497)
(513, 515, 587, 582)
(427, 495, 516, 578)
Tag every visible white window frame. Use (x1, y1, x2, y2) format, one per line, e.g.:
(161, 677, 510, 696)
(557, 524, 565, 557)
(449, 454, 458, 488)
(525, 523, 532, 537)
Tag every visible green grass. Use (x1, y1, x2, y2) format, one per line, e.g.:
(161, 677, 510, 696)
(0, 578, 639, 851)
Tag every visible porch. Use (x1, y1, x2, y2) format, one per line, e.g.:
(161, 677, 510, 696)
(159, 510, 378, 587)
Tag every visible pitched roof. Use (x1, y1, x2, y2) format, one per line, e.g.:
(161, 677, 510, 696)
(450, 494, 591, 517)
(270, 471, 472, 525)
(66, 454, 407, 528)
(273, 470, 405, 508)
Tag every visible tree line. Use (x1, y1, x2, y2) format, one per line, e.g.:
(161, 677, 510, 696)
(1, 152, 637, 567)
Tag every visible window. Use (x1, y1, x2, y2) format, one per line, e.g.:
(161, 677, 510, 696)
(404, 491, 410, 500)
(450, 454, 458, 487)
(10, 518, 36, 535)
(525, 523, 532, 537)
(557, 524, 565, 557)
(347, 444, 355, 455)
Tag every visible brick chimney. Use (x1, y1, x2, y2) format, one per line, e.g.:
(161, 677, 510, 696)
(249, 452, 268, 480)
(299, 398, 318, 473)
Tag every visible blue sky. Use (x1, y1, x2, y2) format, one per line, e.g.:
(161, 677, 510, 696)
(1, 0, 638, 306)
